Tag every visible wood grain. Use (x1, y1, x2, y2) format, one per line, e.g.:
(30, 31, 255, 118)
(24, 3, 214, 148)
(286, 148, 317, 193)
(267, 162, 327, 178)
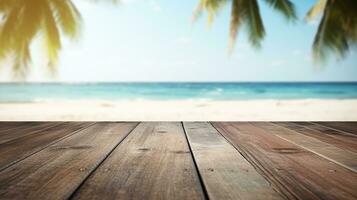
(184, 122, 282, 200)
(0, 122, 41, 132)
(72, 122, 205, 200)
(0, 122, 91, 171)
(315, 122, 357, 135)
(213, 122, 357, 200)
(260, 122, 357, 173)
(0, 122, 138, 200)
(275, 122, 357, 153)
(0, 122, 62, 144)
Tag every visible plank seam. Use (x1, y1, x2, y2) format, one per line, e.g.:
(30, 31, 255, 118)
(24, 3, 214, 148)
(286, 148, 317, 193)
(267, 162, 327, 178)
(181, 122, 210, 200)
(210, 122, 292, 200)
(310, 122, 357, 138)
(67, 122, 140, 200)
(0, 122, 96, 172)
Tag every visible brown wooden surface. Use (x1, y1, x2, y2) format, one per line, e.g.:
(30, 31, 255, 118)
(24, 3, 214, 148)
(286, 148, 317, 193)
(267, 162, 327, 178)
(212, 122, 357, 200)
(316, 122, 357, 135)
(0, 122, 138, 200)
(276, 122, 357, 153)
(0, 122, 61, 144)
(0, 122, 356, 200)
(0, 122, 91, 171)
(184, 122, 281, 200)
(0, 122, 41, 132)
(73, 122, 205, 200)
(259, 123, 357, 173)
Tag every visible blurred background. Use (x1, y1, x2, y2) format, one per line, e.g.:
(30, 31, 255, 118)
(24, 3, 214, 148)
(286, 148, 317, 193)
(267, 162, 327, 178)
(0, 0, 356, 121)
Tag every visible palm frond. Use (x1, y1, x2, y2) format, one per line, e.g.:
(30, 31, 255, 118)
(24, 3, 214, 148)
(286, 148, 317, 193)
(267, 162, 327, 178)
(42, 0, 61, 69)
(0, 0, 84, 77)
(228, 0, 242, 53)
(264, 0, 296, 21)
(241, 0, 265, 48)
(193, 0, 227, 25)
(305, 0, 326, 21)
(311, 0, 357, 62)
(50, 0, 82, 39)
(0, 2, 22, 60)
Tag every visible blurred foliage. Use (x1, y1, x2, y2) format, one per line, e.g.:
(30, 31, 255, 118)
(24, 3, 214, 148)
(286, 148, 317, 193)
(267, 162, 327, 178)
(0, 0, 117, 78)
(0, 0, 82, 77)
(0, 0, 356, 79)
(194, 0, 296, 54)
(194, 0, 357, 63)
(306, 0, 357, 62)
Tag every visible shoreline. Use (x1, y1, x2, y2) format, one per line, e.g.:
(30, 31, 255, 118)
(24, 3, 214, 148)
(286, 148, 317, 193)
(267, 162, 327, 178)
(1, 99, 356, 121)
(2, 97, 357, 103)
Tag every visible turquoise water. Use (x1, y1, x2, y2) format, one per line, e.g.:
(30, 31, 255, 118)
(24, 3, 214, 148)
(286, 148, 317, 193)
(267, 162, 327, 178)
(1, 82, 357, 102)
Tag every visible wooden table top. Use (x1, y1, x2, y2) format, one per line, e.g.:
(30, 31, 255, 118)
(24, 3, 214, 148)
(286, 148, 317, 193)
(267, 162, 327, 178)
(0, 122, 356, 200)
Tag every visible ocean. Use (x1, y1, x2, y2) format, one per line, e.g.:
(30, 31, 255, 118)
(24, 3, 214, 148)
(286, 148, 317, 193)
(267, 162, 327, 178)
(1, 82, 357, 102)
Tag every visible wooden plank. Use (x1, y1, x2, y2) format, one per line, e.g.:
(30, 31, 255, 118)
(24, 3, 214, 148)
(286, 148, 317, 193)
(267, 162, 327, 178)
(0, 122, 42, 133)
(72, 122, 205, 200)
(213, 122, 357, 200)
(315, 122, 357, 135)
(275, 122, 357, 153)
(183, 122, 282, 200)
(259, 122, 357, 173)
(0, 122, 62, 144)
(0, 122, 138, 200)
(0, 122, 92, 171)
(0, 121, 37, 134)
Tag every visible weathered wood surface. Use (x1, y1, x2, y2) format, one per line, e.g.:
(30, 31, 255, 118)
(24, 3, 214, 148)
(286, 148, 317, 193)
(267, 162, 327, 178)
(0, 122, 138, 200)
(275, 122, 357, 153)
(184, 122, 281, 200)
(0, 122, 91, 171)
(0, 122, 356, 200)
(212, 122, 357, 200)
(73, 122, 205, 200)
(0, 122, 41, 132)
(259, 122, 357, 172)
(315, 122, 357, 135)
(0, 122, 60, 144)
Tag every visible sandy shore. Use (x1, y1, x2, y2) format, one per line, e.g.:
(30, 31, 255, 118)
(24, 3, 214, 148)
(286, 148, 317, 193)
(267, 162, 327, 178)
(0, 99, 356, 121)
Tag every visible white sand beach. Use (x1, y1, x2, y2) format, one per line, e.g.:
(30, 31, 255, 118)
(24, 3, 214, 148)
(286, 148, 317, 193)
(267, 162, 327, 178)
(0, 99, 356, 121)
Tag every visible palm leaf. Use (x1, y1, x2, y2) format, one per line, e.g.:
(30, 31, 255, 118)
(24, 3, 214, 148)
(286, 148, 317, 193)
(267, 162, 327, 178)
(0, 0, 85, 77)
(264, 0, 296, 20)
(193, 0, 227, 25)
(228, 0, 242, 53)
(305, 0, 326, 21)
(42, 0, 61, 69)
(0, 2, 22, 58)
(50, 0, 82, 39)
(241, 0, 265, 48)
(311, 0, 357, 62)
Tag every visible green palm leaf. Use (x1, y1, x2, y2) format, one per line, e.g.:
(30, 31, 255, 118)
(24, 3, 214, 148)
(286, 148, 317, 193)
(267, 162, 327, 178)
(194, 0, 296, 54)
(0, 0, 82, 78)
(264, 0, 296, 20)
(308, 0, 357, 62)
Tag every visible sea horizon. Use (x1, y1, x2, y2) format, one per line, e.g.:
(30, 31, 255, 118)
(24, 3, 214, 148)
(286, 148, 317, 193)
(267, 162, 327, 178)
(1, 82, 357, 102)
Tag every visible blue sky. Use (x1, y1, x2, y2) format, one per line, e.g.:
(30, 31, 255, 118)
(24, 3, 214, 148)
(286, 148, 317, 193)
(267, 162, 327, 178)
(6, 0, 357, 82)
